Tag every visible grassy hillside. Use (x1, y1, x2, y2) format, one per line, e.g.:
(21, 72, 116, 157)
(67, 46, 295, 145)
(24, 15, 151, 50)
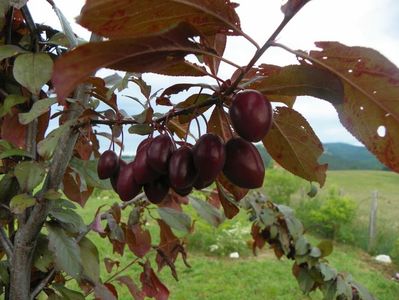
(321, 143, 385, 170)
(257, 142, 386, 170)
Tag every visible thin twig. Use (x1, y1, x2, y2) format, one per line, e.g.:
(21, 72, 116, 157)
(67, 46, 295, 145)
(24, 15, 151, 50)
(0, 226, 13, 259)
(226, 10, 305, 96)
(29, 269, 55, 300)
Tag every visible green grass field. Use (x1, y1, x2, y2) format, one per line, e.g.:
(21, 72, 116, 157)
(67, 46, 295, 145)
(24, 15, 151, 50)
(67, 170, 399, 299)
(325, 170, 399, 226)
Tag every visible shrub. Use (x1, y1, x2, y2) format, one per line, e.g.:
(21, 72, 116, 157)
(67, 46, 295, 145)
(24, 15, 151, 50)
(296, 186, 357, 240)
(264, 168, 304, 205)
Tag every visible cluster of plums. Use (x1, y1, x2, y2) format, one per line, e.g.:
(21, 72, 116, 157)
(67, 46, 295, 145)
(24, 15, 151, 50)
(97, 89, 273, 204)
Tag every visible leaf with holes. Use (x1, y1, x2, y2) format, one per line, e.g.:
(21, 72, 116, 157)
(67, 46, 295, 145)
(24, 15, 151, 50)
(52, 23, 215, 100)
(13, 53, 53, 95)
(263, 106, 327, 186)
(248, 64, 344, 105)
(310, 42, 399, 173)
(47, 223, 82, 279)
(18, 98, 57, 125)
(14, 161, 45, 192)
(78, 0, 241, 38)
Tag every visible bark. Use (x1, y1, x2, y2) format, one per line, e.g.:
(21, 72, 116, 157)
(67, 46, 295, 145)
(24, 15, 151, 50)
(8, 33, 101, 299)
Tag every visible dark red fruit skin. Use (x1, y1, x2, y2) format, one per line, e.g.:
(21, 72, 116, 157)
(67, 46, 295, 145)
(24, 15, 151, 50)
(223, 137, 265, 189)
(133, 144, 160, 185)
(116, 162, 141, 202)
(110, 160, 127, 192)
(229, 89, 273, 142)
(174, 186, 193, 197)
(97, 150, 119, 179)
(192, 133, 225, 188)
(147, 134, 174, 174)
(193, 177, 213, 190)
(137, 137, 153, 153)
(144, 177, 169, 204)
(168, 145, 197, 190)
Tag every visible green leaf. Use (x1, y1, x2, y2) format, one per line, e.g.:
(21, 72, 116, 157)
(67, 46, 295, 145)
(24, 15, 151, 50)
(319, 263, 337, 281)
(0, 149, 33, 160)
(33, 235, 54, 272)
(18, 98, 57, 125)
(295, 236, 310, 256)
(128, 123, 153, 135)
(47, 223, 82, 279)
(157, 207, 191, 234)
(0, 261, 9, 285)
(336, 275, 353, 299)
(14, 161, 46, 192)
(297, 268, 315, 294)
(189, 196, 225, 227)
(79, 237, 100, 282)
(13, 53, 54, 95)
(259, 208, 276, 227)
(69, 158, 112, 190)
(49, 208, 85, 233)
(309, 247, 322, 258)
(44, 189, 62, 200)
(352, 281, 376, 300)
(307, 183, 318, 198)
(53, 283, 85, 300)
(318, 240, 333, 258)
(0, 94, 27, 117)
(0, 45, 27, 61)
(37, 120, 74, 159)
(10, 193, 36, 214)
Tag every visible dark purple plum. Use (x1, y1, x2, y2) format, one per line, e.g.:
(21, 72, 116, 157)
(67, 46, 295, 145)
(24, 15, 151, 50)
(116, 162, 141, 202)
(144, 176, 169, 204)
(192, 133, 225, 188)
(174, 186, 193, 197)
(97, 150, 119, 179)
(229, 90, 273, 142)
(110, 159, 127, 192)
(168, 145, 197, 190)
(223, 137, 265, 189)
(133, 144, 160, 185)
(147, 134, 174, 174)
(137, 137, 153, 153)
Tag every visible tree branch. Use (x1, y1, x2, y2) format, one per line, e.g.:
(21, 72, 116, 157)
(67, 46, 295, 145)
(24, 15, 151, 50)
(29, 269, 55, 300)
(0, 226, 13, 259)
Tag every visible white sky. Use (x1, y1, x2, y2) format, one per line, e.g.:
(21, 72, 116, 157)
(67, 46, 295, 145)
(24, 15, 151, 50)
(28, 0, 399, 151)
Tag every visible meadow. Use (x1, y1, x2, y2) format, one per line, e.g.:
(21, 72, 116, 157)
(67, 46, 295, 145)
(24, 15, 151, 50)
(68, 170, 399, 299)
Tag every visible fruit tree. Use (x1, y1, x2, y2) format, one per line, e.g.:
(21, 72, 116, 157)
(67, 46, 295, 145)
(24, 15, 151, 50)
(0, 0, 397, 299)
